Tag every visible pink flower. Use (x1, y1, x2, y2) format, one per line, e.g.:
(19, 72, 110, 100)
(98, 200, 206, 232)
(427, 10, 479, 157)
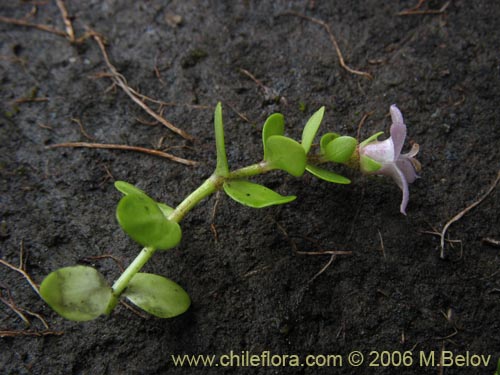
(359, 105, 420, 215)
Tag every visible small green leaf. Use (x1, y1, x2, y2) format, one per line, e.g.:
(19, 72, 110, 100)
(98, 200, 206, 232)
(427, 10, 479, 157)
(214, 102, 229, 177)
(324, 136, 358, 164)
(40, 266, 112, 321)
(360, 131, 384, 147)
(262, 113, 285, 160)
(115, 181, 175, 221)
(223, 179, 296, 208)
(306, 164, 351, 184)
(301, 107, 325, 154)
(360, 155, 382, 173)
(117, 194, 182, 250)
(114, 181, 147, 196)
(123, 273, 190, 318)
(320, 132, 340, 154)
(265, 135, 307, 177)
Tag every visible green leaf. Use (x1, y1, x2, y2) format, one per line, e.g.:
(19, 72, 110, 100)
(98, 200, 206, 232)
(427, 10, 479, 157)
(324, 136, 358, 164)
(40, 266, 112, 321)
(301, 107, 325, 154)
(306, 164, 351, 184)
(265, 135, 307, 177)
(223, 179, 296, 208)
(114, 181, 147, 196)
(116, 194, 182, 250)
(123, 273, 190, 318)
(360, 155, 382, 173)
(320, 132, 340, 154)
(360, 131, 384, 147)
(115, 181, 175, 221)
(214, 102, 229, 177)
(262, 113, 285, 160)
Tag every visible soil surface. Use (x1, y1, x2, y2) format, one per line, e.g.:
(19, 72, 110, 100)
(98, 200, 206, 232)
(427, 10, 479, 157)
(1, 1, 499, 374)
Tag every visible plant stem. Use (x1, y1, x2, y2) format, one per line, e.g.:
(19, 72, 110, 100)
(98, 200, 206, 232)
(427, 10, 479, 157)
(168, 174, 219, 223)
(108, 160, 275, 307)
(106, 246, 155, 313)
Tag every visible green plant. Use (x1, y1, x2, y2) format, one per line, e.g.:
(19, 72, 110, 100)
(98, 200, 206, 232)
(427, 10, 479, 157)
(40, 103, 420, 321)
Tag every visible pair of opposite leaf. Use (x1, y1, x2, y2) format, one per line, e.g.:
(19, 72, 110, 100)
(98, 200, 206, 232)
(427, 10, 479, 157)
(222, 105, 353, 209)
(40, 182, 190, 321)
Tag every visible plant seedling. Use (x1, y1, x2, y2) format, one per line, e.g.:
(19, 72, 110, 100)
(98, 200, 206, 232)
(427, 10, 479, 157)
(40, 103, 420, 321)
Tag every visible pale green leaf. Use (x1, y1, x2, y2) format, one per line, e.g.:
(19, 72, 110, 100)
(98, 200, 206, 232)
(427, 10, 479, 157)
(262, 113, 284, 160)
(306, 164, 351, 184)
(265, 135, 307, 177)
(123, 273, 191, 318)
(223, 179, 296, 208)
(324, 136, 358, 164)
(116, 194, 182, 250)
(40, 266, 112, 321)
(301, 107, 325, 154)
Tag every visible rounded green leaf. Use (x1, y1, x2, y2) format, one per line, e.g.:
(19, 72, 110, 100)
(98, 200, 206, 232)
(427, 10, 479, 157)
(223, 179, 296, 208)
(265, 135, 307, 177)
(320, 132, 340, 154)
(40, 265, 112, 321)
(116, 194, 182, 250)
(262, 113, 285, 160)
(123, 273, 190, 318)
(114, 181, 147, 196)
(301, 106, 325, 154)
(324, 136, 358, 164)
(306, 164, 351, 184)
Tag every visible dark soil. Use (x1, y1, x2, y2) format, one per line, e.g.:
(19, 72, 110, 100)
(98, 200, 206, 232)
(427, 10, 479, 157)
(1, 1, 499, 374)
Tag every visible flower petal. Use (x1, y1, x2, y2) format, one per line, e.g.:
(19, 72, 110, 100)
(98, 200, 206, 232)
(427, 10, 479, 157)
(389, 105, 406, 158)
(396, 157, 419, 184)
(361, 138, 395, 163)
(380, 163, 410, 215)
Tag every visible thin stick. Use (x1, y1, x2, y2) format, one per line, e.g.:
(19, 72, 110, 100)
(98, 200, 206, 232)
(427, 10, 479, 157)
(398, 1, 450, 16)
(356, 111, 374, 141)
(46, 142, 198, 166)
(283, 12, 373, 80)
(440, 171, 500, 258)
(92, 35, 194, 141)
(0, 16, 67, 38)
(13, 97, 49, 104)
(0, 330, 64, 338)
(71, 118, 95, 141)
(482, 238, 500, 248)
(55, 0, 75, 42)
(0, 246, 41, 298)
(296, 250, 352, 256)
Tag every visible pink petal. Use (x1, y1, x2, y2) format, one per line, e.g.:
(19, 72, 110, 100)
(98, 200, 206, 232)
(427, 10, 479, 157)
(381, 163, 410, 215)
(389, 105, 406, 158)
(396, 157, 419, 184)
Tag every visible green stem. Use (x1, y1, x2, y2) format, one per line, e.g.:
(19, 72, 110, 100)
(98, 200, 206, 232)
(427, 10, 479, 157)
(108, 160, 278, 308)
(106, 246, 156, 313)
(168, 174, 219, 223)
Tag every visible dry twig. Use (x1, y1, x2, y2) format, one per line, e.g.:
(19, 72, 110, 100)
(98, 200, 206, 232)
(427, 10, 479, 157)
(283, 11, 373, 80)
(92, 35, 194, 141)
(0, 242, 41, 298)
(439, 171, 500, 258)
(398, 0, 451, 16)
(0, 330, 64, 338)
(55, 0, 75, 42)
(46, 142, 198, 166)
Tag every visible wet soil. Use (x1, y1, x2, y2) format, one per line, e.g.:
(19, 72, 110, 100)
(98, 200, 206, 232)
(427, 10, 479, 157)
(1, 1, 499, 374)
